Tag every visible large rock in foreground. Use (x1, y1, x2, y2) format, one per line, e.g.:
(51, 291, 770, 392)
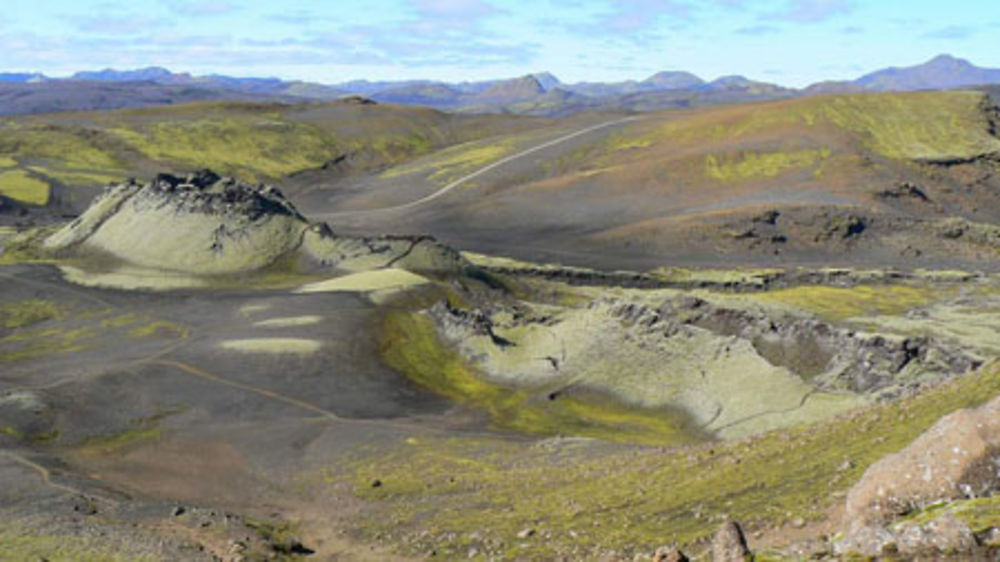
(838, 392, 1000, 555)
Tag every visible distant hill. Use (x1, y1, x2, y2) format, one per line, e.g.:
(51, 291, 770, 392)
(532, 72, 562, 91)
(480, 75, 546, 101)
(3, 54, 1000, 118)
(804, 55, 1000, 94)
(855, 54, 1000, 91)
(371, 83, 463, 107)
(641, 71, 704, 90)
(72, 66, 182, 82)
(0, 81, 302, 117)
(335, 90, 1000, 272)
(0, 72, 45, 83)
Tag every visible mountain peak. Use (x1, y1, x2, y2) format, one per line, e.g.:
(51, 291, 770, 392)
(481, 75, 545, 99)
(640, 71, 704, 90)
(73, 66, 177, 82)
(856, 54, 1000, 91)
(927, 53, 966, 64)
(532, 72, 562, 91)
(709, 75, 752, 87)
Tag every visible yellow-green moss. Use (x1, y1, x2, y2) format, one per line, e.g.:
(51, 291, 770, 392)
(244, 517, 311, 560)
(76, 407, 184, 456)
(0, 122, 124, 171)
(705, 148, 830, 182)
(0, 226, 59, 265)
(604, 132, 654, 152)
(380, 310, 704, 446)
(128, 320, 189, 339)
(0, 326, 93, 362)
(108, 120, 335, 181)
(0, 525, 158, 562)
(902, 496, 1000, 533)
(0, 170, 50, 205)
(76, 426, 163, 456)
(381, 141, 511, 184)
(30, 167, 122, 187)
(817, 92, 1000, 161)
(337, 362, 1000, 559)
(0, 426, 23, 439)
(649, 266, 785, 286)
(750, 284, 939, 321)
(647, 91, 1000, 163)
(0, 299, 61, 330)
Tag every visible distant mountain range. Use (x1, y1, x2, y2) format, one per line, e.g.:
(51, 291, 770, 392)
(1, 54, 999, 117)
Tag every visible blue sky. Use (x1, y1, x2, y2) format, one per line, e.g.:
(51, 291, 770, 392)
(1, 0, 998, 86)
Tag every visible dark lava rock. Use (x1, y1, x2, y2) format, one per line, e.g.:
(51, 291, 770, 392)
(140, 169, 303, 220)
(876, 181, 930, 202)
(653, 545, 689, 562)
(339, 95, 377, 105)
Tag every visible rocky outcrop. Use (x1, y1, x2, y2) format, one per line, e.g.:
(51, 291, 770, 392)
(430, 288, 981, 440)
(43, 170, 469, 278)
(632, 295, 978, 395)
(711, 521, 751, 561)
(837, 394, 1000, 556)
(300, 230, 466, 274)
(45, 171, 308, 274)
(652, 545, 688, 562)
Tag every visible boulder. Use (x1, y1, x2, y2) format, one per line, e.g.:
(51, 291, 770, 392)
(652, 545, 688, 562)
(711, 521, 751, 561)
(838, 394, 1000, 555)
(894, 512, 976, 556)
(845, 395, 1000, 526)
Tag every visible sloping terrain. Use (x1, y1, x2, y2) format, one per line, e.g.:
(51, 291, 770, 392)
(0, 99, 549, 218)
(6, 55, 1000, 121)
(315, 90, 1000, 272)
(0, 80, 303, 118)
(5, 85, 1000, 561)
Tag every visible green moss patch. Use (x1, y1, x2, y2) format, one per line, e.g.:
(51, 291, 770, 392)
(0, 227, 60, 265)
(0, 525, 159, 562)
(108, 119, 335, 181)
(901, 496, 1000, 533)
(0, 299, 61, 330)
(335, 358, 1000, 559)
(0, 169, 50, 205)
(380, 140, 513, 184)
(0, 307, 187, 363)
(816, 91, 1000, 161)
(749, 284, 939, 322)
(0, 425, 24, 439)
(380, 310, 705, 447)
(705, 148, 830, 182)
(76, 426, 163, 456)
(0, 326, 93, 362)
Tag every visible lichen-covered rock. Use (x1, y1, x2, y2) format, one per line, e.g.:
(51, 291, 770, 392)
(652, 545, 688, 562)
(711, 521, 751, 561)
(838, 394, 1000, 556)
(45, 171, 307, 274)
(845, 395, 1000, 526)
(895, 512, 977, 556)
(300, 229, 465, 274)
(43, 170, 469, 279)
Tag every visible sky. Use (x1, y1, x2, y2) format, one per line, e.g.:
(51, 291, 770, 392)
(1, 0, 998, 87)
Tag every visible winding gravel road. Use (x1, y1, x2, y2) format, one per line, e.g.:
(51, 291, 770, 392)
(315, 116, 640, 218)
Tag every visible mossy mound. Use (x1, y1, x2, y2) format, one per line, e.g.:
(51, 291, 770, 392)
(45, 170, 308, 275)
(42, 170, 468, 281)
